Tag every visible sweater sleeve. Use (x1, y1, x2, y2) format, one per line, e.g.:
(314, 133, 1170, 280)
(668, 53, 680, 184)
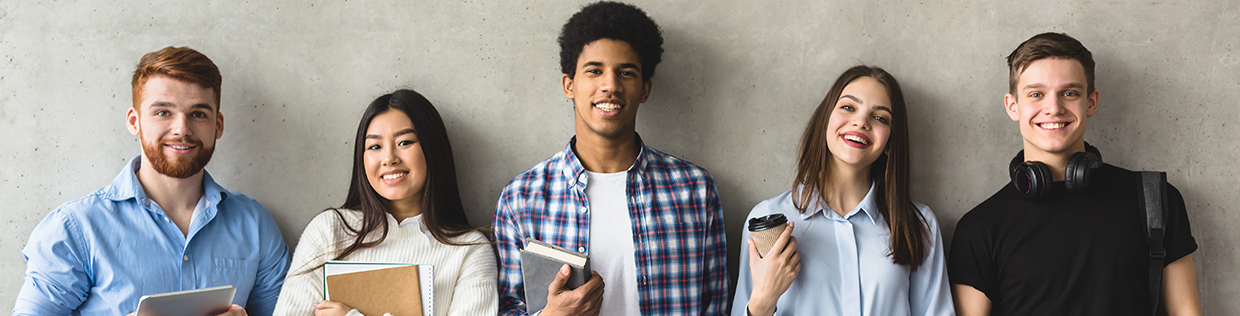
(274, 211, 341, 316)
(446, 236, 499, 316)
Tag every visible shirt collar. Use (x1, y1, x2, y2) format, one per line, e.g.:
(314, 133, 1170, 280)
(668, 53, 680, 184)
(385, 213, 432, 239)
(101, 155, 226, 208)
(562, 133, 649, 187)
(796, 181, 882, 225)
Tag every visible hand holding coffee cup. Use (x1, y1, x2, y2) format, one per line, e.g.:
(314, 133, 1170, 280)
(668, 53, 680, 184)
(745, 214, 800, 316)
(749, 214, 789, 258)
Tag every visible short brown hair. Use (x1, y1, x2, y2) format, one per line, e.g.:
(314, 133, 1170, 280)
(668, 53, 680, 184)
(131, 46, 222, 109)
(1007, 32, 1095, 95)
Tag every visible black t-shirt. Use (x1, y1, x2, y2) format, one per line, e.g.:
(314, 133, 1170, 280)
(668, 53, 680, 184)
(949, 163, 1197, 316)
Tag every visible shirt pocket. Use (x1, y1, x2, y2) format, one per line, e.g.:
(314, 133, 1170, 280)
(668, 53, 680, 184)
(211, 257, 258, 306)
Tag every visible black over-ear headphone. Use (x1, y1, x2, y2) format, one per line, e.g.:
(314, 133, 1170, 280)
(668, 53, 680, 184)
(1009, 142, 1102, 200)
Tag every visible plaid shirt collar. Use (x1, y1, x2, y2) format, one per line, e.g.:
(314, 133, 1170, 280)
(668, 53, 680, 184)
(562, 133, 650, 185)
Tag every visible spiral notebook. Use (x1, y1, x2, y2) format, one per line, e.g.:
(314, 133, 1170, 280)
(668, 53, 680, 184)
(323, 261, 434, 316)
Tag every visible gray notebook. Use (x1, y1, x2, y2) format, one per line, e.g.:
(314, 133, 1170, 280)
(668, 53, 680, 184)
(520, 238, 591, 313)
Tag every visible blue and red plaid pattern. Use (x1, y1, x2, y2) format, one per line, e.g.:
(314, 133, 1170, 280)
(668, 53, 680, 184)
(493, 137, 730, 316)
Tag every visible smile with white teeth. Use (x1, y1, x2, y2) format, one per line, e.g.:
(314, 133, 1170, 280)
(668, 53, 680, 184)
(843, 135, 869, 145)
(594, 102, 622, 111)
(1038, 122, 1067, 129)
(381, 172, 407, 180)
(168, 145, 191, 150)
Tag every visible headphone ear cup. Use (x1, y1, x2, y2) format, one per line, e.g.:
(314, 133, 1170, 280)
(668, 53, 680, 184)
(1009, 150, 1026, 180)
(1065, 152, 1082, 192)
(1065, 151, 1101, 193)
(1013, 161, 1052, 200)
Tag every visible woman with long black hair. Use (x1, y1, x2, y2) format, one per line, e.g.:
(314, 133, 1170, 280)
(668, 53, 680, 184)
(274, 89, 495, 316)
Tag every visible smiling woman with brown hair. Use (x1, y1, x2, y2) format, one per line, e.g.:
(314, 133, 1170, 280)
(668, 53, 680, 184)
(732, 65, 954, 316)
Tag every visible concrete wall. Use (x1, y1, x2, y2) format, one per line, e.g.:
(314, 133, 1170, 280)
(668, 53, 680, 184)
(2, 0, 1236, 313)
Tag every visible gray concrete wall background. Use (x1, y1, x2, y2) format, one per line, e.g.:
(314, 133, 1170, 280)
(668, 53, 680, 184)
(1, 0, 1236, 313)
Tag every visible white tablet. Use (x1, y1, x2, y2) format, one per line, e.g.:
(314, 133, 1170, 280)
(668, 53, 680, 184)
(135, 285, 236, 316)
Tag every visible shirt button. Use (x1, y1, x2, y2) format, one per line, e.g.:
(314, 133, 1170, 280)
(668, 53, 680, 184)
(580, 207, 588, 213)
(577, 247, 586, 253)
(183, 255, 189, 261)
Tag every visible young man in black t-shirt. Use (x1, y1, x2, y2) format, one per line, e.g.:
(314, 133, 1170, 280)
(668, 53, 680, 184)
(948, 33, 1202, 315)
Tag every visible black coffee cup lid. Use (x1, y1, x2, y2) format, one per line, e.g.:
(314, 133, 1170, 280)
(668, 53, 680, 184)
(748, 214, 788, 231)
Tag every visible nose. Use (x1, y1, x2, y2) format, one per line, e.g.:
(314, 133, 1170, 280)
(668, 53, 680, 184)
(600, 71, 622, 94)
(1046, 96, 1068, 115)
(381, 144, 401, 166)
(851, 113, 871, 130)
(169, 113, 191, 137)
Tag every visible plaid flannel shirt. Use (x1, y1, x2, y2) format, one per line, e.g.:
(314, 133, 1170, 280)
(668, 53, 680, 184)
(492, 137, 729, 316)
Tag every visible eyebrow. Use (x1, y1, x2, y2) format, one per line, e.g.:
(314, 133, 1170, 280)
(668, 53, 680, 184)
(582, 61, 642, 71)
(840, 95, 863, 104)
(840, 95, 891, 112)
(1021, 83, 1085, 91)
(149, 101, 215, 112)
(365, 128, 416, 140)
(149, 101, 175, 108)
(190, 103, 213, 111)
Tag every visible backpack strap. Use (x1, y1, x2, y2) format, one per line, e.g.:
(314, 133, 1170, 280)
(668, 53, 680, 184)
(1138, 171, 1167, 315)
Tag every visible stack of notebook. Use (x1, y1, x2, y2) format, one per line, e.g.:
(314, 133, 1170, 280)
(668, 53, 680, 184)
(323, 261, 434, 316)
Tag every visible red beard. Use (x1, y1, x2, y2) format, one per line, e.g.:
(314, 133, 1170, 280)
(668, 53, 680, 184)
(140, 133, 214, 179)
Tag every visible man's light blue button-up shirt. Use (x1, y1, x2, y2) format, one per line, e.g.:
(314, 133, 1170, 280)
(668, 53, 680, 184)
(732, 182, 954, 316)
(14, 156, 291, 315)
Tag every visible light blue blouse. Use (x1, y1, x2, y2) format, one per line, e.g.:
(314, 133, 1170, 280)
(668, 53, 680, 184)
(731, 182, 954, 316)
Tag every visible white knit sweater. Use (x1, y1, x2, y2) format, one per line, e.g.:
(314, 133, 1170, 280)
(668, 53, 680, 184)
(273, 209, 497, 316)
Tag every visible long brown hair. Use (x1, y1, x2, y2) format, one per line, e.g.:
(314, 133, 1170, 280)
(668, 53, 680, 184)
(792, 65, 929, 270)
(331, 89, 486, 262)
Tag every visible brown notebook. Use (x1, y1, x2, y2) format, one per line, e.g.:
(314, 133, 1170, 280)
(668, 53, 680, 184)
(325, 263, 431, 315)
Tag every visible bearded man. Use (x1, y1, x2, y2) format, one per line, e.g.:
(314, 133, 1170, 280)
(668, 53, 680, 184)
(14, 46, 290, 316)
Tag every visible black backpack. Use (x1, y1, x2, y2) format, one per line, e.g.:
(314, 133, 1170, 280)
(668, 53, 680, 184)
(1137, 171, 1168, 316)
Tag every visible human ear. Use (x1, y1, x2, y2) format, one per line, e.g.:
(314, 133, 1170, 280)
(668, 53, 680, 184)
(1085, 89, 1099, 118)
(126, 107, 140, 136)
(215, 111, 224, 140)
(562, 74, 575, 100)
(640, 78, 653, 103)
(1004, 93, 1020, 121)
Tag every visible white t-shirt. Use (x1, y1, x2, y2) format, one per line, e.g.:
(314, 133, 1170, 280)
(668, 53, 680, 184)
(585, 171, 641, 316)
